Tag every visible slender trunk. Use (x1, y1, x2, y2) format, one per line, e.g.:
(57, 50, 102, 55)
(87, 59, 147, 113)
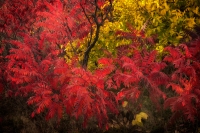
(82, 25, 100, 69)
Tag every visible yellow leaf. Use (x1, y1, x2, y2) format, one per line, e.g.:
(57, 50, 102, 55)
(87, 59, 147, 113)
(176, 35, 182, 39)
(164, 3, 169, 11)
(156, 45, 164, 53)
(187, 18, 196, 28)
(132, 112, 148, 127)
(122, 101, 128, 107)
(139, 0, 146, 7)
(132, 120, 143, 127)
(193, 7, 199, 15)
(132, 120, 137, 126)
(160, 9, 166, 15)
(138, 112, 148, 119)
(153, 1, 159, 8)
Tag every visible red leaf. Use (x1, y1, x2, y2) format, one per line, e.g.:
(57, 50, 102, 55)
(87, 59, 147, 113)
(98, 58, 113, 66)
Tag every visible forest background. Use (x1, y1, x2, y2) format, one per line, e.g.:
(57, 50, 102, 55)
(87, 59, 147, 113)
(0, 0, 200, 132)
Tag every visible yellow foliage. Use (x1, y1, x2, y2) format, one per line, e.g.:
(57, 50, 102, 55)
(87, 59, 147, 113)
(64, 0, 200, 69)
(132, 112, 148, 127)
(113, 0, 200, 48)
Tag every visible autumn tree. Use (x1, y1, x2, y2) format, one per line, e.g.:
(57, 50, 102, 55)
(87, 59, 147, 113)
(0, 0, 118, 129)
(0, 0, 200, 132)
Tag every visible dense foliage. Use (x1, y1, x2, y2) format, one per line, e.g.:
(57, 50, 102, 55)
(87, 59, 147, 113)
(0, 0, 200, 132)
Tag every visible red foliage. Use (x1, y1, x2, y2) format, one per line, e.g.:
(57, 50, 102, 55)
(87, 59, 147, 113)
(111, 28, 168, 109)
(1, 0, 199, 129)
(0, 0, 47, 36)
(164, 41, 200, 123)
(0, 0, 117, 129)
(4, 33, 118, 127)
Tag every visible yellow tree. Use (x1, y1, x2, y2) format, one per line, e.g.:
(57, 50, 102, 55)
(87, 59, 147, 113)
(64, 0, 200, 69)
(113, 0, 200, 50)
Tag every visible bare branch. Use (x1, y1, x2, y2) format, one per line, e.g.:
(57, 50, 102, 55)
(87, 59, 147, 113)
(81, 0, 113, 69)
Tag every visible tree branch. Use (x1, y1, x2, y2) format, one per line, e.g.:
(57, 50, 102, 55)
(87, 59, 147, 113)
(81, 0, 113, 69)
